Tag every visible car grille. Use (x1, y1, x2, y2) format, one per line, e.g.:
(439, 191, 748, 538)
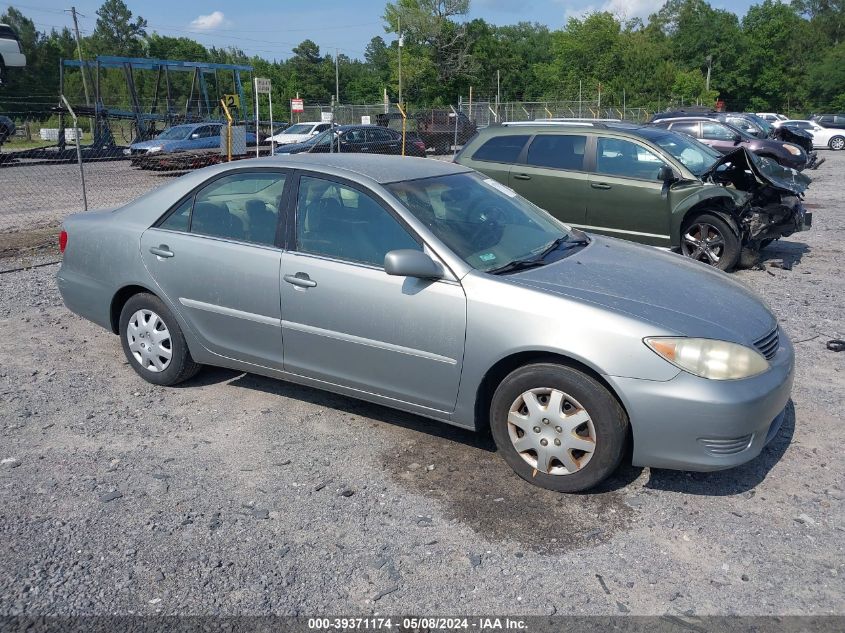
(753, 327, 779, 360)
(698, 435, 753, 455)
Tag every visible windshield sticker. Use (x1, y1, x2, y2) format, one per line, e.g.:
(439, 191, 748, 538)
(483, 178, 517, 198)
(479, 252, 497, 262)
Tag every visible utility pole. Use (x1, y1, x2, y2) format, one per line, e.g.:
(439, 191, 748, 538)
(335, 48, 339, 105)
(496, 69, 500, 120)
(705, 54, 713, 92)
(67, 7, 90, 106)
(397, 17, 403, 107)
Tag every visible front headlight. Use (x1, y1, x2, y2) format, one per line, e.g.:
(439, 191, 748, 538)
(644, 337, 769, 380)
(783, 143, 802, 156)
(146, 146, 163, 153)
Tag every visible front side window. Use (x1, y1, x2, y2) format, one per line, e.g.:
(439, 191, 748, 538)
(386, 172, 575, 272)
(471, 134, 529, 163)
(296, 176, 419, 267)
(158, 172, 285, 245)
(525, 134, 586, 171)
(595, 137, 668, 180)
(647, 131, 721, 176)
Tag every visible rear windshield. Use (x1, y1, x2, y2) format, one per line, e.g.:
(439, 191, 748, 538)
(0, 25, 19, 40)
(471, 135, 529, 163)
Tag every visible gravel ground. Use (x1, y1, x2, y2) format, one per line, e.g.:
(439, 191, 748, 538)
(0, 153, 843, 618)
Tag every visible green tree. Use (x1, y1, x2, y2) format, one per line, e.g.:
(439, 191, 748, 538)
(90, 0, 147, 57)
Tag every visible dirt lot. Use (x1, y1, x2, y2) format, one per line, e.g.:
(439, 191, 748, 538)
(0, 153, 843, 618)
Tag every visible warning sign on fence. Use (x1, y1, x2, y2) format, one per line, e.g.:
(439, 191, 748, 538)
(291, 98, 304, 113)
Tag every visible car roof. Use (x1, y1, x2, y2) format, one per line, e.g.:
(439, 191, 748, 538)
(482, 121, 664, 141)
(218, 153, 472, 184)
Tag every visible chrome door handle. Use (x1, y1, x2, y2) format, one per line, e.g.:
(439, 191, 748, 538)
(284, 273, 317, 288)
(591, 182, 611, 190)
(149, 245, 174, 258)
(512, 173, 531, 180)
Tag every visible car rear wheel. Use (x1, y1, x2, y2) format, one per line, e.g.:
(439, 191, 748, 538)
(680, 212, 740, 271)
(119, 293, 201, 386)
(489, 363, 628, 492)
(829, 136, 845, 151)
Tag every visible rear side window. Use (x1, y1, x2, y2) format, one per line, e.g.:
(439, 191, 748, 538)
(471, 135, 529, 163)
(668, 122, 699, 137)
(525, 134, 586, 170)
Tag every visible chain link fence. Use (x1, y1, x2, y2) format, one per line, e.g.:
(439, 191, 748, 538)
(0, 93, 771, 265)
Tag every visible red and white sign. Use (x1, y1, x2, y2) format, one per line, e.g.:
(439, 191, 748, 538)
(291, 98, 304, 113)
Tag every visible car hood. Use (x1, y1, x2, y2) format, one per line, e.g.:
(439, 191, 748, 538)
(130, 139, 178, 151)
(503, 236, 777, 344)
(703, 147, 810, 195)
(274, 140, 318, 154)
(271, 133, 314, 145)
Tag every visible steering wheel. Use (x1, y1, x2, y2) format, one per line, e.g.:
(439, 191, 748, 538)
(465, 202, 507, 246)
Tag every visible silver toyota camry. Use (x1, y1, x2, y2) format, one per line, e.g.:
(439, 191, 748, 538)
(57, 154, 793, 492)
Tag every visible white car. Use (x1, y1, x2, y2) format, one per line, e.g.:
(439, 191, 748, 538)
(756, 112, 788, 123)
(0, 23, 26, 84)
(774, 119, 845, 151)
(268, 122, 332, 145)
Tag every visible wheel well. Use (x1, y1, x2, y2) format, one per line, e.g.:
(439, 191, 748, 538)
(109, 285, 155, 333)
(680, 199, 741, 238)
(473, 351, 630, 434)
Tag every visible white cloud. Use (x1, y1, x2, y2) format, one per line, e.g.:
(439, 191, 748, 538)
(189, 11, 228, 31)
(562, 0, 664, 21)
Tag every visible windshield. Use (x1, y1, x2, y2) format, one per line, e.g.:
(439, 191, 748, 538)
(283, 123, 316, 135)
(649, 131, 722, 176)
(157, 125, 194, 140)
(385, 172, 578, 272)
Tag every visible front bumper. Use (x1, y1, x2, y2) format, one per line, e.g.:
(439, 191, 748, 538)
(605, 333, 794, 472)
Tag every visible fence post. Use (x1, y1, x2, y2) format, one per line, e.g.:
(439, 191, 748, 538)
(61, 95, 87, 212)
(450, 104, 459, 157)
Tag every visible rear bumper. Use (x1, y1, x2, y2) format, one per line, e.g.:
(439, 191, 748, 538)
(605, 333, 794, 472)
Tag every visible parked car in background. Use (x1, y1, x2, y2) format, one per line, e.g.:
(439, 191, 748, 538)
(56, 153, 795, 493)
(0, 115, 14, 145)
(650, 117, 808, 170)
(811, 114, 845, 128)
(652, 110, 817, 168)
(774, 119, 845, 151)
(756, 113, 788, 122)
(127, 123, 257, 160)
(0, 23, 26, 86)
(413, 109, 477, 154)
(274, 125, 427, 157)
(268, 121, 331, 145)
(455, 122, 811, 270)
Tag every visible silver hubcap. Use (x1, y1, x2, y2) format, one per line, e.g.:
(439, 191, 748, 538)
(682, 222, 725, 265)
(831, 137, 844, 150)
(507, 388, 596, 475)
(126, 309, 172, 373)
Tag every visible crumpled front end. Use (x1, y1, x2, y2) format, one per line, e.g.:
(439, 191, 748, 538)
(746, 195, 811, 243)
(704, 148, 812, 247)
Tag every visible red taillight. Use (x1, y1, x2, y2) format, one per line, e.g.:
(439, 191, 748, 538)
(59, 230, 67, 253)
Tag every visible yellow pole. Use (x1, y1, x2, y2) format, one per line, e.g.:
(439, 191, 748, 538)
(220, 99, 234, 161)
(396, 101, 407, 157)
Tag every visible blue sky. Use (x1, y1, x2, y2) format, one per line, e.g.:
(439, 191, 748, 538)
(5, 0, 758, 60)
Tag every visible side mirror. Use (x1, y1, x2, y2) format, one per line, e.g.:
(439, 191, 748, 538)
(732, 133, 742, 143)
(384, 249, 443, 280)
(191, 133, 200, 139)
(657, 165, 676, 183)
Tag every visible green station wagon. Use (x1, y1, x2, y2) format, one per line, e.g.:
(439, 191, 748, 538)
(455, 122, 811, 270)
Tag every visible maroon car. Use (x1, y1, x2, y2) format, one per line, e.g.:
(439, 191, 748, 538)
(651, 117, 808, 171)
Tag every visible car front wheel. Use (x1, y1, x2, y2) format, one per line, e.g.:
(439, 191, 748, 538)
(119, 293, 201, 386)
(489, 363, 629, 492)
(680, 212, 740, 271)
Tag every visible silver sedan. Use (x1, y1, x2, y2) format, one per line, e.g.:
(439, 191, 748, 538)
(57, 154, 793, 492)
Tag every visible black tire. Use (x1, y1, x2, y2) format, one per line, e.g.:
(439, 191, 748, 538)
(489, 363, 628, 493)
(680, 212, 741, 271)
(118, 292, 201, 386)
(829, 136, 845, 151)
